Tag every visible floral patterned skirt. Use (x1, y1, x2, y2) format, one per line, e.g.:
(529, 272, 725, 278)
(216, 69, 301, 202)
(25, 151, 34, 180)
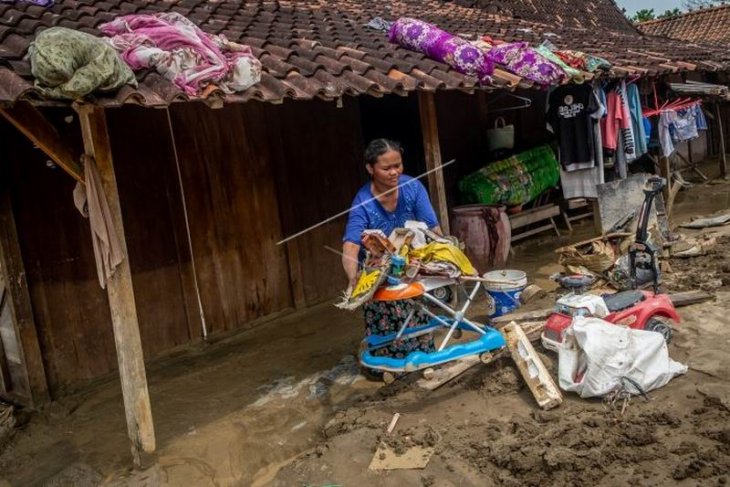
(363, 300, 435, 358)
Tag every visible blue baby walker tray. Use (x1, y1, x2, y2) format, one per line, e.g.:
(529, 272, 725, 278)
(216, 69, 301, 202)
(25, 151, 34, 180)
(359, 276, 506, 374)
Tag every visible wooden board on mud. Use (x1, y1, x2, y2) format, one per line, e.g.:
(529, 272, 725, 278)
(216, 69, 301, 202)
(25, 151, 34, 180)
(503, 322, 562, 410)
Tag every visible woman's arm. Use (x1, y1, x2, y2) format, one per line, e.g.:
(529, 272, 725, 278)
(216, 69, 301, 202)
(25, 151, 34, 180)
(342, 241, 361, 289)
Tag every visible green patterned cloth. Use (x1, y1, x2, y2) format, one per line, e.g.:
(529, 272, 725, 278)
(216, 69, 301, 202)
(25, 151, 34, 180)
(29, 27, 137, 99)
(458, 145, 560, 206)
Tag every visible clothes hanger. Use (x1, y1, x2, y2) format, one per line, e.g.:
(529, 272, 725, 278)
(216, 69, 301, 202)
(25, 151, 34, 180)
(486, 92, 532, 113)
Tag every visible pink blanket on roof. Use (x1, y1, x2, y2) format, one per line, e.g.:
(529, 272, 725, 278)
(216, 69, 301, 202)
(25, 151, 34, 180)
(100, 12, 261, 95)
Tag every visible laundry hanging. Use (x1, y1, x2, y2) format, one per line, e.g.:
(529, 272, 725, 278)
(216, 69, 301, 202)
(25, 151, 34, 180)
(100, 12, 262, 95)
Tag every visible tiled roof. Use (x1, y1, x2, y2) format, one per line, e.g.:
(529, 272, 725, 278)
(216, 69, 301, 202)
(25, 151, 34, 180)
(1, 0, 730, 107)
(639, 5, 730, 48)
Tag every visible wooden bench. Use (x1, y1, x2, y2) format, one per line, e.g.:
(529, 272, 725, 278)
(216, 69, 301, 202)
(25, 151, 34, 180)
(561, 198, 594, 232)
(509, 204, 561, 242)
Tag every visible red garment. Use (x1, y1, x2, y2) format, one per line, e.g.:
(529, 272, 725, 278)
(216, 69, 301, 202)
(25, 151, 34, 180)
(601, 90, 631, 150)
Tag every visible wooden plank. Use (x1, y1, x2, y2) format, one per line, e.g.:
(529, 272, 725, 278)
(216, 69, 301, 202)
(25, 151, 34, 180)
(416, 355, 482, 391)
(492, 308, 553, 324)
(669, 290, 715, 307)
(666, 179, 682, 217)
(418, 91, 450, 235)
(75, 104, 155, 466)
(509, 204, 561, 229)
(717, 103, 728, 178)
(503, 322, 562, 410)
(0, 189, 49, 406)
(0, 103, 84, 184)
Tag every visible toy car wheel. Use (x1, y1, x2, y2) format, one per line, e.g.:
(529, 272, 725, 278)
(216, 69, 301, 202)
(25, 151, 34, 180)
(646, 317, 673, 343)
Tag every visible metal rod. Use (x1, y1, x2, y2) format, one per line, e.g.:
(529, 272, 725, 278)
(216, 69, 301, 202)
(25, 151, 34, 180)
(395, 307, 416, 340)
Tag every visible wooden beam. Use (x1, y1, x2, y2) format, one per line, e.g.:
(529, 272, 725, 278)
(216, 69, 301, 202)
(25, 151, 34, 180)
(716, 103, 727, 178)
(0, 190, 50, 407)
(0, 102, 84, 184)
(75, 104, 155, 466)
(503, 322, 562, 410)
(418, 91, 450, 235)
(669, 290, 715, 307)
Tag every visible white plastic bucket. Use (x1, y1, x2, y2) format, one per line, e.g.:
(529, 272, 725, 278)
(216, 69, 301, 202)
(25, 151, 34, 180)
(483, 270, 527, 317)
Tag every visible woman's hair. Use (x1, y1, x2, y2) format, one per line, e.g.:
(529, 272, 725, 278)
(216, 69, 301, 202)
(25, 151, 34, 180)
(364, 138, 403, 166)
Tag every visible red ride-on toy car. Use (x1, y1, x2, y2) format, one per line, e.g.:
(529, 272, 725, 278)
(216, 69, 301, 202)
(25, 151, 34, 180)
(540, 290, 680, 352)
(541, 176, 681, 352)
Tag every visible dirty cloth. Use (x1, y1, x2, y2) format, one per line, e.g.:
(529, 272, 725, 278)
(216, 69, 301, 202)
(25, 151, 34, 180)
(100, 12, 261, 95)
(365, 17, 393, 32)
(408, 242, 477, 276)
(28, 27, 137, 100)
(389, 18, 494, 83)
(73, 156, 124, 289)
(556, 49, 611, 72)
(559, 317, 687, 398)
(535, 43, 584, 83)
(484, 41, 566, 86)
(0, 0, 53, 5)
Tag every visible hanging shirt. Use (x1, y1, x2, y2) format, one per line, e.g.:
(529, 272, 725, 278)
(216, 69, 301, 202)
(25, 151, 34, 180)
(600, 88, 632, 153)
(559, 86, 606, 199)
(618, 81, 636, 162)
(659, 111, 677, 157)
(695, 105, 708, 130)
(673, 108, 699, 141)
(546, 84, 600, 171)
(343, 175, 439, 245)
(627, 83, 647, 156)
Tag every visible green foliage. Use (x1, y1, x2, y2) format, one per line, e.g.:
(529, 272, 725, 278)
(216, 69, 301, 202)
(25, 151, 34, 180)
(632, 8, 655, 22)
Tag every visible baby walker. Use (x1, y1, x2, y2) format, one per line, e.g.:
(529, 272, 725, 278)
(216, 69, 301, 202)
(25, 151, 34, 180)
(341, 228, 506, 374)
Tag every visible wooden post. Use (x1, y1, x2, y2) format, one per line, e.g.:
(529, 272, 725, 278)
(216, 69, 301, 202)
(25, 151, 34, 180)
(0, 191, 50, 407)
(418, 91, 450, 235)
(716, 103, 727, 178)
(75, 104, 155, 466)
(658, 155, 671, 201)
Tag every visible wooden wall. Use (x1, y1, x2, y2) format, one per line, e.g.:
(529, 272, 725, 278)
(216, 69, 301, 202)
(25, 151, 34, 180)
(167, 102, 294, 333)
(0, 94, 415, 394)
(267, 98, 365, 304)
(3, 112, 118, 393)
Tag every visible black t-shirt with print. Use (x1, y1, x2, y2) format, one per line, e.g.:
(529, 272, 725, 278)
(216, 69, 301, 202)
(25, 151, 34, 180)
(547, 84, 599, 169)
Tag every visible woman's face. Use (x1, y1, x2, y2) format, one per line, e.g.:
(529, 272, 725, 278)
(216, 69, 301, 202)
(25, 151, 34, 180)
(367, 149, 403, 189)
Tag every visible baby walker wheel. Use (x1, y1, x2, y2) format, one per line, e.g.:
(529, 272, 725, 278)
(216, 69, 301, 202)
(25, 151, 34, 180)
(422, 368, 436, 380)
(383, 372, 396, 385)
(480, 352, 496, 364)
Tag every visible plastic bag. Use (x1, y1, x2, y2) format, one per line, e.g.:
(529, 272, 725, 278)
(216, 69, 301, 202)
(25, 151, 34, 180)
(558, 317, 687, 398)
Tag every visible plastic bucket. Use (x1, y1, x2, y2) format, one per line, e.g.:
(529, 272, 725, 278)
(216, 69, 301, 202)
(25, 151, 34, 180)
(483, 270, 527, 317)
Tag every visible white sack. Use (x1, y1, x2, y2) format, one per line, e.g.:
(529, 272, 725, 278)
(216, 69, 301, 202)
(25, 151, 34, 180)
(558, 317, 687, 398)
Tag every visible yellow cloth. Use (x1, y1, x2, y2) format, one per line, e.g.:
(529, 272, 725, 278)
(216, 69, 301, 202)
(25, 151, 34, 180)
(408, 242, 477, 276)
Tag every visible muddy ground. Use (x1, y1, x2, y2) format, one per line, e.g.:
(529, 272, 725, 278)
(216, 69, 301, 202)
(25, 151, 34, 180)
(0, 166, 728, 487)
